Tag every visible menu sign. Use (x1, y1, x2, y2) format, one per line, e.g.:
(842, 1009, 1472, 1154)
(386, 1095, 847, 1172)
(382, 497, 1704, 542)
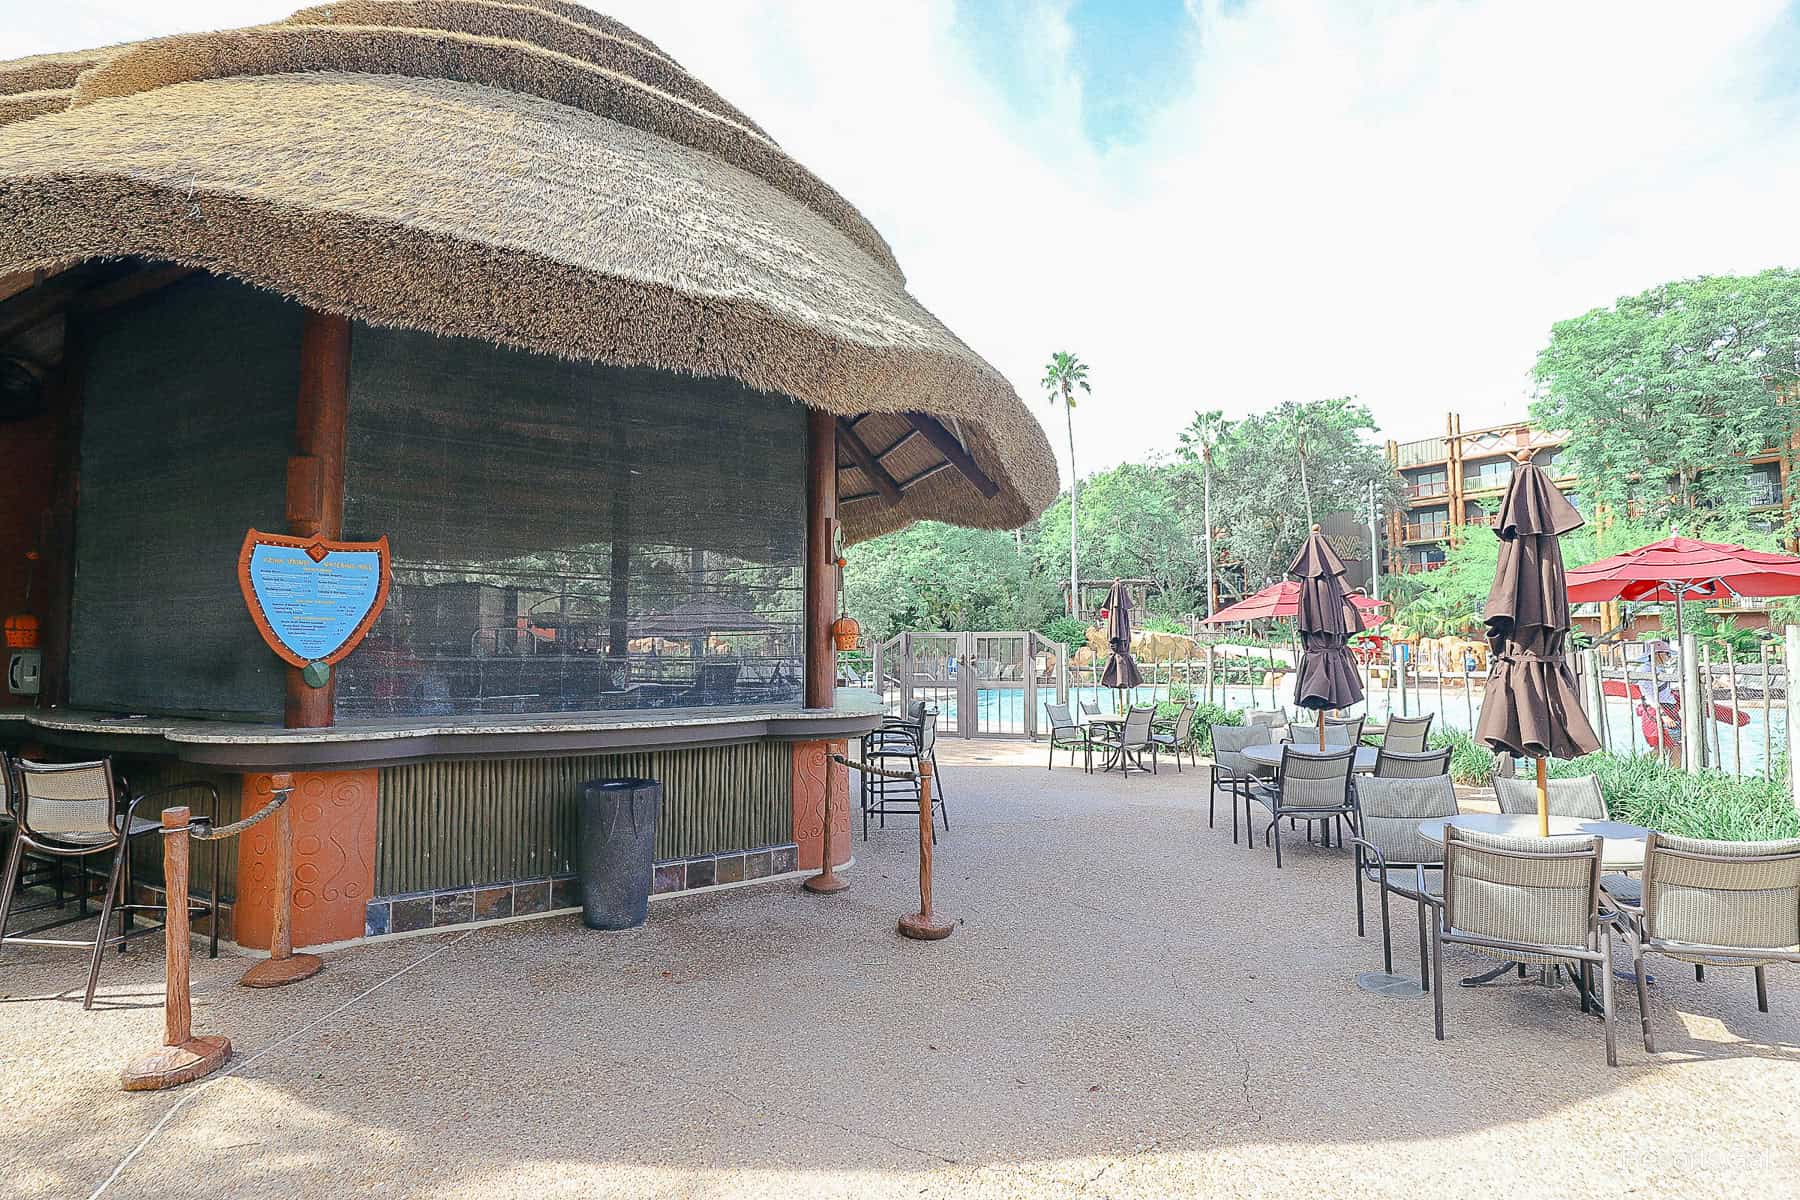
(238, 530, 391, 669)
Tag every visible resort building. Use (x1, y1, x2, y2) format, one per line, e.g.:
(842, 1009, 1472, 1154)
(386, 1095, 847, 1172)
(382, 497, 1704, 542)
(1385, 413, 1788, 575)
(0, 5, 1055, 947)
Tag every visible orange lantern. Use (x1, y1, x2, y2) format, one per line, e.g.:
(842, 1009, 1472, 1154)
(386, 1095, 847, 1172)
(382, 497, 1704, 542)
(4, 613, 39, 649)
(830, 615, 860, 651)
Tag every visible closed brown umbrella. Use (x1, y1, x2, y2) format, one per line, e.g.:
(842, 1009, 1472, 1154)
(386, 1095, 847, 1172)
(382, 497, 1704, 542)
(1289, 525, 1365, 749)
(1099, 579, 1142, 698)
(1476, 452, 1601, 836)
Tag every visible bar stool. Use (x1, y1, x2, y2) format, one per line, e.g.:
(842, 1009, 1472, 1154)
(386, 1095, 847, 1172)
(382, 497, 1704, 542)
(0, 758, 220, 1008)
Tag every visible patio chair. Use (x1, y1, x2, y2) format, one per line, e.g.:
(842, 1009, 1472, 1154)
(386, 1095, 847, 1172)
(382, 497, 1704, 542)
(1381, 714, 1433, 754)
(1251, 746, 1356, 867)
(1614, 833, 1800, 1052)
(1428, 825, 1620, 1066)
(1045, 702, 1091, 772)
(860, 722, 946, 840)
(1493, 771, 1639, 906)
(0, 753, 67, 916)
(1110, 705, 1161, 776)
(1320, 715, 1365, 747)
(1246, 709, 1289, 741)
(1374, 747, 1452, 778)
(1150, 701, 1198, 772)
(1351, 773, 1458, 986)
(1079, 700, 1102, 719)
(0, 758, 220, 1009)
(1209, 724, 1274, 845)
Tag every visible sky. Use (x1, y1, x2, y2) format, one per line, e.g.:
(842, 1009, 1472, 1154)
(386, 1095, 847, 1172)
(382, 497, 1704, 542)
(8, 1, 1800, 488)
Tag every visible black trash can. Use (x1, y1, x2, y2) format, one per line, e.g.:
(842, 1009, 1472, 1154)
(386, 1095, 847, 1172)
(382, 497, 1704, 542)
(575, 778, 661, 930)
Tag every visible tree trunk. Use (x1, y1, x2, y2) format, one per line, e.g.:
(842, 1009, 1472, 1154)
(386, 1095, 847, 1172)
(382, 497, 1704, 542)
(1298, 450, 1315, 526)
(1065, 397, 1079, 617)
(1203, 453, 1214, 617)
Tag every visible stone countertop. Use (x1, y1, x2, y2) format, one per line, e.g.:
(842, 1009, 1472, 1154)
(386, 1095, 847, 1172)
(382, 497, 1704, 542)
(0, 691, 886, 769)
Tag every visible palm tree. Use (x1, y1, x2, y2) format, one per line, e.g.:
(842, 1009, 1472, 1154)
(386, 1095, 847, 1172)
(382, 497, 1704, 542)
(1179, 410, 1228, 617)
(1041, 352, 1091, 618)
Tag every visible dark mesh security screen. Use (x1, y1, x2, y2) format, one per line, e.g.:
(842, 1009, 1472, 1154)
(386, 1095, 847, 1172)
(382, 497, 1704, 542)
(337, 326, 805, 718)
(68, 277, 297, 720)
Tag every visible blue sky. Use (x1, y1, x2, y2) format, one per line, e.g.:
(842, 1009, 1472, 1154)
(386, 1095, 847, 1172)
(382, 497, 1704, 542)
(8, 2, 1800, 486)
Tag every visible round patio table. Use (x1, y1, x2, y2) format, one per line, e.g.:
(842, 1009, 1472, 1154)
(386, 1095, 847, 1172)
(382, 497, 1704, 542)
(1083, 715, 1127, 772)
(1240, 743, 1379, 774)
(1416, 813, 1651, 870)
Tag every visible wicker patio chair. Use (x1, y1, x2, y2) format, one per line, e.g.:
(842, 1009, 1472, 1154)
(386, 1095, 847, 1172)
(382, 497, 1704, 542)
(1320, 715, 1365, 747)
(1375, 747, 1453, 779)
(0, 758, 220, 1009)
(1210, 724, 1274, 845)
(1491, 773, 1639, 903)
(1251, 746, 1356, 867)
(1111, 705, 1161, 776)
(1380, 714, 1433, 754)
(1429, 825, 1620, 1066)
(1045, 702, 1091, 772)
(1246, 709, 1290, 741)
(1351, 774, 1458, 986)
(1614, 832, 1800, 1052)
(1151, 701, 1198, 772)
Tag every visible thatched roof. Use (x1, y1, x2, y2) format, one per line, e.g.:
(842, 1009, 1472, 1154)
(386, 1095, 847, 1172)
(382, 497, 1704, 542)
(0, 2, 1057, 542)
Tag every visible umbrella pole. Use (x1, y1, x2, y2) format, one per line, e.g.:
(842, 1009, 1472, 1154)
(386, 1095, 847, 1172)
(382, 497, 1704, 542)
(1318, 708, 1325, 751)
(1536, 755, 1548, 838)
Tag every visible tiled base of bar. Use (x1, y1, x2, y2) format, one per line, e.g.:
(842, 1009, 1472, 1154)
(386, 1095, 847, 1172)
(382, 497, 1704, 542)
(365, 844, 801, 938)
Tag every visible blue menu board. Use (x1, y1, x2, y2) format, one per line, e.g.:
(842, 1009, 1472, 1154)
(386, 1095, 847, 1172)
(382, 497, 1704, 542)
(245, 540, 386, 663)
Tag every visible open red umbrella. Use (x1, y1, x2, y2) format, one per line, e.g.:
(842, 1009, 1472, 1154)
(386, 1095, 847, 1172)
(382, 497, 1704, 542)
(1199, 580, 1387, 628)
(1567, 534, 1800, 649)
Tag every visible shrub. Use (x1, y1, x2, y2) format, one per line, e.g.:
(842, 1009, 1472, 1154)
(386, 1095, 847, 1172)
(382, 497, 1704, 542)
(1427, 727, 1496, 787)
(1550, 752, 1800, 842)
(1041, 615, 1089, 652)
(1157, 700, 1242, 753)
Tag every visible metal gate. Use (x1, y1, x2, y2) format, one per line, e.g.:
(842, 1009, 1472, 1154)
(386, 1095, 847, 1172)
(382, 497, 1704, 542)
(874, 631, 1065, 738)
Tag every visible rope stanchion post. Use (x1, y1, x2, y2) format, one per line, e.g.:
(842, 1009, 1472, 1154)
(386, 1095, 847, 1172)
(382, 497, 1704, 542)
(120, 807, 232, 1091)
(240, 773, 323, 987)
(803, 751, 849, 895)
(898, 762, 953, 941)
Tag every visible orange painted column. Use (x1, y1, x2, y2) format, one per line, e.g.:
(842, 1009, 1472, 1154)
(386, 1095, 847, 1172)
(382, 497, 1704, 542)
(792, 739, 851, 871)
(235, 769, 378, 949)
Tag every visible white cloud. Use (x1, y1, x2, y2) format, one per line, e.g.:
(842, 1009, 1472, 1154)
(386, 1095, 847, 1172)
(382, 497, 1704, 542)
(8, 0, 1799, 488)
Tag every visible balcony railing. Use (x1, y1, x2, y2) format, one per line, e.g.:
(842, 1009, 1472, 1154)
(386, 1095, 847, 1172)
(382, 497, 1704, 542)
(1403, 523, 1449, 542)
(1462, 471, 1514, 494)
(1403, 480, 1449, 500)
(1462, 512, 1500, 529)
(1397, 560, 1444, 574)
(1747, 477, 1783, 508)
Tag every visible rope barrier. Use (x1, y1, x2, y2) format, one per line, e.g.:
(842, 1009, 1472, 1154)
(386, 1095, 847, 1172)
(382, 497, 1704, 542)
(831, 754, 917, 782)
(178, 788, 290, 841)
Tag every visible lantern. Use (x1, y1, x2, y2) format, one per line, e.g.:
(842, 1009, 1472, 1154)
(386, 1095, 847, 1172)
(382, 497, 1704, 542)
(830, 615, 860, 651)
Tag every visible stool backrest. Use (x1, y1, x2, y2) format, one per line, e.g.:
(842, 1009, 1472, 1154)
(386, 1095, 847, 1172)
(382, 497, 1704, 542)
(15, 758, 119, 845)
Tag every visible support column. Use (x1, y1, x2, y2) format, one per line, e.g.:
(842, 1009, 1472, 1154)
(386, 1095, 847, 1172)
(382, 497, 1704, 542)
(284, 311, 351, 728)
(805, 409, 837, 710)
(234, 769, 378, 949)
(40, 325, 86, 708)
(792, 739, 851, 871)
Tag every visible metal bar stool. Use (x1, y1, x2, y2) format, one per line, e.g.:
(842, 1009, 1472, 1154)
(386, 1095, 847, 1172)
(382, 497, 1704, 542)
(0, 757, 220, 1008)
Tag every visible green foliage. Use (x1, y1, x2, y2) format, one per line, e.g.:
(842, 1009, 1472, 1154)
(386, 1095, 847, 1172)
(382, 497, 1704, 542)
(843, 521, 1057, 643)
(1549, 753, 1800, 841)
(1427, 727, 1497, 786)
(1532, 269, 1800, 528)
(1160, 694, 1242, 753)
(1040, 614, 1089, 651)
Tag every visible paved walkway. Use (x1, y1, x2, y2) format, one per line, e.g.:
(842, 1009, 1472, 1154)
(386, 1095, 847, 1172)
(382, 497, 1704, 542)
(3, 740, 1798, 1198)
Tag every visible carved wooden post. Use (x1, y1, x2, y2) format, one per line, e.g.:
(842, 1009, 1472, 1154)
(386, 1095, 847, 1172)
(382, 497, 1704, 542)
(121, 807, 232, 1090)
(804, 409, 837, 710)
(240, 773, 323, 987)
(898, 762, 952, 940)
(285, 311, 351, 729)
(803, 752, 848, 895)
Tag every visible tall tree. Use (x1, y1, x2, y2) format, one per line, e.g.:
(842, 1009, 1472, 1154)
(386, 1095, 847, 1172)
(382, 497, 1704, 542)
(1041, 351, 1092, 615)
(1533, 269, 1800, 526)
(1209, 397, 1397, 590)
(1177, 409, 1229, 616)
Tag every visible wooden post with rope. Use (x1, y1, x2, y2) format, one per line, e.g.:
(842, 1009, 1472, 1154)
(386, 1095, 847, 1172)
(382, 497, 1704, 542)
(120, 806, 232, 1091)
(802, 750, 849, 895)
(240, 773, 323, 987)
(898, 762, 953, 940)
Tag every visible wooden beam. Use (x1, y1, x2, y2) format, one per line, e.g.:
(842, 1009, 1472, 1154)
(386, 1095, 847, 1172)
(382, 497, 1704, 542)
(905, 414, 1000, 498)
(69, 264, 196, 317)
(804, 409, 837, 709)
(835, 417, 903, 506)
(284, 311, 352, 728)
